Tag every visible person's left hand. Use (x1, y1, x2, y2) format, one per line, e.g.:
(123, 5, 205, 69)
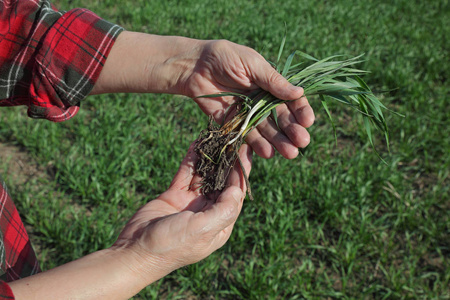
(112, 142, 252, 280)
(180, 40, 315, 159)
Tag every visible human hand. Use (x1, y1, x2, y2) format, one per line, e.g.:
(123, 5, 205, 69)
(93, 33, 314, 159)
(180, 40, 315, 159)
(113, 142, 252, 281)
(8, 143, 251, 300)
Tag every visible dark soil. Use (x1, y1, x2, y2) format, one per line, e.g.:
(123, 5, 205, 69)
(194, 117, 242, 196)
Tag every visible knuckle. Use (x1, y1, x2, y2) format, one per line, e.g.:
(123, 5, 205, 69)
(211, 39, 232, 51)
(268, 69, 284, 85)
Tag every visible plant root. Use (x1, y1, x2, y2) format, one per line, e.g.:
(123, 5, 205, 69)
(194, 117, 252, 199)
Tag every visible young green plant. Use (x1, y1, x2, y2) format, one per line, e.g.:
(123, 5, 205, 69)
(194, 47, 400, 199)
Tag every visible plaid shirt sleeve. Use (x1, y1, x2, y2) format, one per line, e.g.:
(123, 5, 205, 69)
(0, 0, 123, 122)
(0, 281, 13, 299)
(0, 176, 40, 299)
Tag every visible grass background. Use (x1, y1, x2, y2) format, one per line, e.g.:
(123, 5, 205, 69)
(0, 0, 448, 298)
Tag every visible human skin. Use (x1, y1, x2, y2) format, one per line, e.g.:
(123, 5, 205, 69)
(10, 30, 315, 299)
(91, 31, 315, 159)
(10, 144, 252, 299)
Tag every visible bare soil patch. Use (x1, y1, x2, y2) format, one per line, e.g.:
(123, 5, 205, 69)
(0, 142, 48, 187)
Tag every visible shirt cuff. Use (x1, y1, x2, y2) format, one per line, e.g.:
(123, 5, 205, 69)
(29, 8, 123, 122)
(0, 280, 14, 299)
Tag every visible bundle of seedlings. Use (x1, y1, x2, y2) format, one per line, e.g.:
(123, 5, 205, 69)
(194, 44, 398, 199)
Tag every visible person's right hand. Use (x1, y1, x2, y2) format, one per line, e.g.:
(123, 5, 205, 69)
(179, 39, 315, 160)
(92, 32, 315, 160)
(112, 142, 252, 281)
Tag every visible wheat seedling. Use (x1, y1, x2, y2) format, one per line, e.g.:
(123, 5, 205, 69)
(194, 42, 401, 199)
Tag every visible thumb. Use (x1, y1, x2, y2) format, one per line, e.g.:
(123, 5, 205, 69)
(252, 62, 304, 101)
(206, 186, 244, 235)
(202, 186, 244, 250)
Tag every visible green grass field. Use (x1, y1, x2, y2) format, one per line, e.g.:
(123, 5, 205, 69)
(1, 0, 448, 298)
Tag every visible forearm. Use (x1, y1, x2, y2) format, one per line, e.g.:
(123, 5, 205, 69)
(8, 247, 170, 300)
(90, 31, 206, 95)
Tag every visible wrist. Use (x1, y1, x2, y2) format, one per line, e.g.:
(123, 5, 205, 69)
(109, 241, 178, 288)
(9, 247, 165, 300)
(91, 31, 206, 95)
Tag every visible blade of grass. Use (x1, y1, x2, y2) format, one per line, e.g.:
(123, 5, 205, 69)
(320, 95, 337, 146)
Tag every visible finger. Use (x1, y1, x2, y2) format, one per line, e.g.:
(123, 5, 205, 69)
(227, 144, 253, 189)
(250, 59, 304, 101)
(185, 185, 243, 254)
(245, 128, 275, 159)
(194, 145, 252, 233)
(194, 144, 253, 206)
(186, 146, 252, 251)
(169, 142, 198, 191)
(190, 80, 247, 123)
(275, 104, 311, 149)
(204, 185, 244, 234)
(286, 96, 315, 128)
(193, 93, 236, 122)
(257, 117, 300, 159)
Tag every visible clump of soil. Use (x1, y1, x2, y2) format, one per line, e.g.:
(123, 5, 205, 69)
(194, 117, 243, 196)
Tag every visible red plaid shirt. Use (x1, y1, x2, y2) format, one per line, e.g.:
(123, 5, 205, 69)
(0, 179, 39, 298)
(0, 0, 123, 121)
(0, 0, 122, 297)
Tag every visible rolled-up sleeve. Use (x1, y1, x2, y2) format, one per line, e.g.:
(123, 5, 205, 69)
(0, 0, 123, 122)
(0, 280, 14, 299)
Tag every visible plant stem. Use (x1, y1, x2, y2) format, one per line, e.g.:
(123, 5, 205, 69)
(227, 100, 265, 145)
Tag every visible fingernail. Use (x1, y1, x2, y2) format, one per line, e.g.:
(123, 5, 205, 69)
(294, 85, 304, 94)
(288, 86, 303, 99)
